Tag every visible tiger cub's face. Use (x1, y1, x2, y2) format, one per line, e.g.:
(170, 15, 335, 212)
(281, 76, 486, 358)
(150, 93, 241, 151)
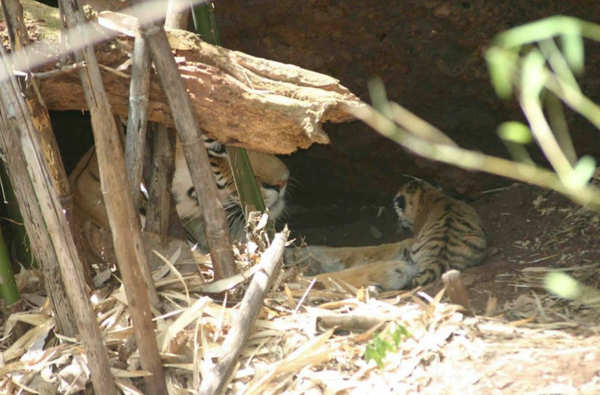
(393, 179, 444, 234)
(172, 139, 289, 228)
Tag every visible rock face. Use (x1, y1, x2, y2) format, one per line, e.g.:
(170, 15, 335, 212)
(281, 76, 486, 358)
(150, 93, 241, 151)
(215, 0, 600, 205)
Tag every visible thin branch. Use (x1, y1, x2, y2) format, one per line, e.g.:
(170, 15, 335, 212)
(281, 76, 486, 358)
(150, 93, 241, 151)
(520, 88, 573, 178)
(29, 61, 86, 79)
(125, 30, 151, 209)
(199, 228, 290, 395)
(346, 102, 600, 209)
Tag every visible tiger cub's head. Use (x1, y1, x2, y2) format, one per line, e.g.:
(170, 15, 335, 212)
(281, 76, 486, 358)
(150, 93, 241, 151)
(172, 139, 289, 231)
(393, 179, 444, 234)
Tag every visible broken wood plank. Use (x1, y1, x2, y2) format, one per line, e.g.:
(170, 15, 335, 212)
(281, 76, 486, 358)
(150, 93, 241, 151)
(0, 0, 362, 154)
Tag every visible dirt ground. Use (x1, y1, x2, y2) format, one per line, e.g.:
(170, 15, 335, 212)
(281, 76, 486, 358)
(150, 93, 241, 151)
(287, 178, 600, 393)
(2, 134, 600, 393)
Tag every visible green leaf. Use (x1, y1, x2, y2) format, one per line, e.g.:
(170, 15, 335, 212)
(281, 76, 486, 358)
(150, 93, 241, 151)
(544, 271, 581, 300)
(560, 32, 584, 74)
(566, 155, 595, 188)
(521, 49, 547, 99)
(485, 47, 518, 99)
(390, 324, 409, 348)
(368, 77, 392, 117)
(365, 338, 387, 368)
(497, 121, 532, 144)
(364, 333, 398, 368)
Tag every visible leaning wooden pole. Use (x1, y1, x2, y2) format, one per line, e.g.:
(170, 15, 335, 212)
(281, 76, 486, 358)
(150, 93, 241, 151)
(58, 1, 167, 394)
(0, 0, 80, 335)
(124, 29, 151, 209)
(0, 43, 116, 395)
(131, 0, 236, 279)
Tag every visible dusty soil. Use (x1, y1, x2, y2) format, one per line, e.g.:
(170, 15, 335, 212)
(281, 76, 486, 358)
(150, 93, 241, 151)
(5, 113, 600, 392)
(287, 179, 600, 393)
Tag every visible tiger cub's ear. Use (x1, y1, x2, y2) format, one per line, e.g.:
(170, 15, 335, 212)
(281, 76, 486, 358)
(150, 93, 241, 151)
(393, 187, 415, 230)
(393, 194, 406, 211)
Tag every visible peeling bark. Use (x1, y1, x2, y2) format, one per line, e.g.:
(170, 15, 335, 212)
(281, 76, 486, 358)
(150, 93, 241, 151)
(0, 0, 362, 154)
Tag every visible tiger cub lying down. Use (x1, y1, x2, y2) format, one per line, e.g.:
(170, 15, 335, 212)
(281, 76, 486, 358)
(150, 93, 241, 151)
(286, 179, 487, 290)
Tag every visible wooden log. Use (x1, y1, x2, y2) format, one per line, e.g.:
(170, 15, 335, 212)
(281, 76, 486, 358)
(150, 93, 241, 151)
(58, 0, 167, 393)
(0, 0, 361, 154)
(199, 228, 290, 395)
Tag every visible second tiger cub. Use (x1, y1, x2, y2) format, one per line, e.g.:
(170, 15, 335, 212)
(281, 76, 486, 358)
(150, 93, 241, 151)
(286, 179, 487, 290)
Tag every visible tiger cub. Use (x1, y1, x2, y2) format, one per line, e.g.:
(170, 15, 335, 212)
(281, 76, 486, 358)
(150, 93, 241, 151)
(172, 137, 289, 242)
(391, 179, 487, 287)
(287, 179, 487, 290)
(71, 135, 290, 261)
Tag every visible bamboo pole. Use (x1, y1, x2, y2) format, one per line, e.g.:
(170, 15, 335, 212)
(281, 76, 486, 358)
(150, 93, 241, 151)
(0, 0, 81, 335)
(142, 5, 180, 244)
(58, 1, 167, 393)
(145, 123, 175, 242)
(124, 15, 181, 245)
(131, 0, 235, 279)
(0, 40, 117, 395)
(0, 226, 18, 304)
(124, 29, 151, 209)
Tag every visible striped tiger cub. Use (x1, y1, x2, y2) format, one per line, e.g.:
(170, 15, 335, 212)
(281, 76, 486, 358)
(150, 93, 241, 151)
(286, 179, 487, 290)
(172, 137, 289, 242)
(391, 179, 487, 288)
(71, 135, 290, 263)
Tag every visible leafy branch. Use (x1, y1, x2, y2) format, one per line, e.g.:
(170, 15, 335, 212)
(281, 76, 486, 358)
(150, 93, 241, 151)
(347, 16, 600, 210)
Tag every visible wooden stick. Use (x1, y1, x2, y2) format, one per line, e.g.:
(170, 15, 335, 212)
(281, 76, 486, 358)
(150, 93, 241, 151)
(316, 313, 392, 331)
(165, 0, 189, 30)
(124, 29, 151, 209)
(0, 0, 83, 335)
(123, 24, 178, 246)
(199, 228, 290, 395)
(441, 270, 473, 313)
(143, 0, 183, 245)
(131, 4, 236, 279)
(58, 1, 167, 393)
(0, 0, 29, 50)
(145, 123, 175, 243)
(0, 41, 117, 395)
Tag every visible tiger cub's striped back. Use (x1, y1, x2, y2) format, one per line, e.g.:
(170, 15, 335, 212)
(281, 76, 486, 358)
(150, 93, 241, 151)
(393, 179, 487, 287)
